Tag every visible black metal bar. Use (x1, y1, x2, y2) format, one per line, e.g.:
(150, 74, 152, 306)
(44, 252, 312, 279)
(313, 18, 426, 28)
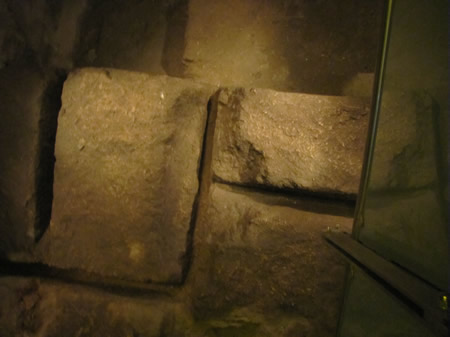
(325, 231, 448, 337)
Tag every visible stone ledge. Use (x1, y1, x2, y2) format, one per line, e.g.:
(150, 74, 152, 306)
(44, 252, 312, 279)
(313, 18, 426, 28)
(212, 87, 370, 197)
(189, 184, 352, 336)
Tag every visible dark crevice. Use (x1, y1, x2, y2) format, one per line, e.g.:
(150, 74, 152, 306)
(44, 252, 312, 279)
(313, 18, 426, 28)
(34, 73, 67, 242)
(161, 0, 189, 77)
(180, 90, 220, 284)
(213, 180, 356, 217)
(213, 175, 358, 202)
(0, 258, 176, 299)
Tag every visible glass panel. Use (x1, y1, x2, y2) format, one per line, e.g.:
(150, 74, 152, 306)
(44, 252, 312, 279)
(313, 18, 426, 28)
(359, 0, 448, 290)
(338, 264, 436, 337)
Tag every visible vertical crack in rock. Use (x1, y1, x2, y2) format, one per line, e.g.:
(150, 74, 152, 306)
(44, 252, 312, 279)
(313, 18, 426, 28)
(34, 74, 66, 242)
(181, 91, 220, 283)
(241, 142, 269, 184)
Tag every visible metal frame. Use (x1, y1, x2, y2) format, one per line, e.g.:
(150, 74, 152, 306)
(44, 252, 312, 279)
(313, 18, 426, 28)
(327, 231, 448, 336)
(351, 0, 394, 239)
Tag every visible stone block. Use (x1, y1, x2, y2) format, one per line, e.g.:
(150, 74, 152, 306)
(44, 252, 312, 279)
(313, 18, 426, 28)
(183, 0, 382, 93)
(38, 68, 213, 283)
(212, 88, 370, 197)
(0, 276, 188, 337)
(368, 91, 444, 191)
(189, 184, 352, 335)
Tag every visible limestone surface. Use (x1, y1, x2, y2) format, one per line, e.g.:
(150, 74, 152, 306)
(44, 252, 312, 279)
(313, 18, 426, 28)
(183, 0, 382, 94)
(212, 88, 370, 197)
(189, 184, 353, 336)
(0, 276, 187, 337)
(38, 68, 213, 283)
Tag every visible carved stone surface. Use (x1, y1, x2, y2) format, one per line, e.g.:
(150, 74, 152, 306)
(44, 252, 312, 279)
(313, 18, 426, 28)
(183, 0, 382, 94)
(212, 88, 370, 197)
(38, 68, 213, 283)
(189, 184, 353, 336)
(0, 276, 186, 337)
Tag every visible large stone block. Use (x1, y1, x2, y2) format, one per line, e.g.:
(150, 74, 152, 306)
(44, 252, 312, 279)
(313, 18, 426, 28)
(0, 276, 188, 337)
(361, 188, 448, 290)
(212, 88, 370, 197)
(0, 64, 61, 258)
(38, 68, 213, 283)
(183, 0, 382, 93)
(189, 184, 352, 336)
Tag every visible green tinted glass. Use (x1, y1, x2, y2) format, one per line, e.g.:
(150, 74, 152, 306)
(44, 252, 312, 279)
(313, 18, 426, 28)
(358, 0, 448, 290)
(338, 264, 436, 337)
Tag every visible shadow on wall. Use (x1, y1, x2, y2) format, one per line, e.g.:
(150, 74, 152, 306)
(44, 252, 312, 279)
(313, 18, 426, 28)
(75, 0, 383, 94)
(280, 0, 383, 94)
(75, 0, 188, 77)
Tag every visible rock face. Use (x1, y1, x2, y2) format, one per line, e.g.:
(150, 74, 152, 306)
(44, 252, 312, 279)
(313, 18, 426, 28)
(0, 64, 61, 258)
(189, 184, 353, 336)
(212, 88, 370, 197)
(368, 91, 443, 191)
(38, 68, 213, 283)
(1, 0, 88, 71)
(183, 0, 382, 94)
(0, 276, 188, 337)
(77, 0, 185, 76)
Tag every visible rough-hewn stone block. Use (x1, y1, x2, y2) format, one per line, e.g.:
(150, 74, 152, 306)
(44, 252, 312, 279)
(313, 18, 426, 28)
(0, 276, 187, 337)
(189, 184, 352, 336)
(38, 68, 213, 283)
(183, 0, 382, 93)
(212, 88, 370, 197)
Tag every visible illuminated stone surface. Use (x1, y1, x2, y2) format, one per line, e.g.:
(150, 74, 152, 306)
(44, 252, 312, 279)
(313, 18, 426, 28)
(212, 88, 370, 197)
(0, 276, 186, 336)
(189, 184, 353, 336)
(38, 68, 213, 283)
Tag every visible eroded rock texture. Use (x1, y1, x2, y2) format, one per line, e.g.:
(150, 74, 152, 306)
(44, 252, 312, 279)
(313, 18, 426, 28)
(189, 184, 352, 336)
(183, 0, 382, 94)
(0, 276, 188, 337)
(0, 0, 88, 71)
(38, 68, 214, 283)
(76, 0, 186, 75)
(212, 88, 370, 197)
